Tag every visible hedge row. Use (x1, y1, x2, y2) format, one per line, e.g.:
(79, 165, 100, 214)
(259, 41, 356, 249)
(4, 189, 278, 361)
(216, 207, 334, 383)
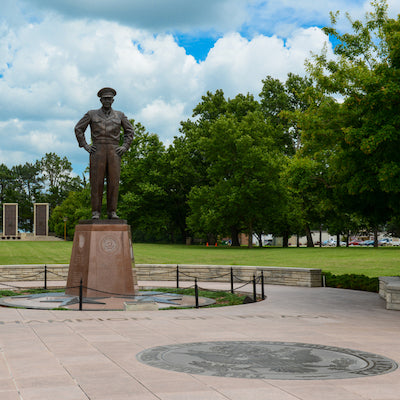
(323, 272, 379, 293)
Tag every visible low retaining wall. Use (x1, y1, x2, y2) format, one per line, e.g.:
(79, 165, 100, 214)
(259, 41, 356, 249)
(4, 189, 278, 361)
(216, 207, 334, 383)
(0, 264, 69, 282)
(0, 264, 321, 288)
(379, 276, 400, 310)
(135, 264, 321, 287)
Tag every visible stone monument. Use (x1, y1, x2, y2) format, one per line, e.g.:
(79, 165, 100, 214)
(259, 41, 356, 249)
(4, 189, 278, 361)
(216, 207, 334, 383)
(3, 203, 18, 237)
(34, 203, 49, 236)
(66, 87, 137, 298)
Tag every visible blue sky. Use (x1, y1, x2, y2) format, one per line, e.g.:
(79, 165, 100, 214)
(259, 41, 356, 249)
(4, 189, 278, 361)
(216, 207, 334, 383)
(1, 0, 400, 176)
(174, 35, 221, 62)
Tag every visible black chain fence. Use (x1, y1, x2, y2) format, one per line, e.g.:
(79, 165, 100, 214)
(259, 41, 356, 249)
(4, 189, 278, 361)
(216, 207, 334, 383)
(0, 265, 267, 310)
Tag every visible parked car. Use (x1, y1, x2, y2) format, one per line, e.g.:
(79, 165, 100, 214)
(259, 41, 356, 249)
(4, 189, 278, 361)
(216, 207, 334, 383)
(349, 240, 362, 246)
(360, 240, 375, 246)
(379, 238, 392, 246)
(322, 239, 337, 246)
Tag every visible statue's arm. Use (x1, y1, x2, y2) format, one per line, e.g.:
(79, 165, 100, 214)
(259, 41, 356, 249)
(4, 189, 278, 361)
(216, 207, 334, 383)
(75, 112, 96, 154)
(116, 113, 135, 156)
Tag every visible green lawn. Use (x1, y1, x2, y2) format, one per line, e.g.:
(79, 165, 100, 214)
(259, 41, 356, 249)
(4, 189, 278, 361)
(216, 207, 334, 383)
(0, 242, 399, 277)
(0, 241, 73, 265)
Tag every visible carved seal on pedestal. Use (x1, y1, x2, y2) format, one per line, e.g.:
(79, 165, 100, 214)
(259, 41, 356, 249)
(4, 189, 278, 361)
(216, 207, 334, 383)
(100, 236, 119, 254)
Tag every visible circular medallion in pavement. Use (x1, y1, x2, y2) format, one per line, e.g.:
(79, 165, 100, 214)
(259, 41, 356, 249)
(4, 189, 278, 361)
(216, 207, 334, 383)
(136, 341, 397, 380)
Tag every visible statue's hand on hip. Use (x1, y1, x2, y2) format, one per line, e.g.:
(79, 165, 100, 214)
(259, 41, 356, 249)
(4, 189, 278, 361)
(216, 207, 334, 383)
(84, 144, 97, 154)
(115, 146, 127, 157)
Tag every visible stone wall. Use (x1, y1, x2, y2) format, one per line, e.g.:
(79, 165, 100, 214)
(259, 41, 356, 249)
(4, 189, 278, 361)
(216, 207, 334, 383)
(0, 264, 321, 288)
(135, 264, 321, 287)
(0, 264, 69, 282)
(379, 276, 400, 310)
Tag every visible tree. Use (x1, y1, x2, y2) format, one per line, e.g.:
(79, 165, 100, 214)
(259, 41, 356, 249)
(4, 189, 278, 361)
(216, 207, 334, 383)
(0, 154, 81, 233)
(283, 157, 329, 247)
(164, 134, 204, 243)
(0, 164, 13, 203)
(260, 73, 325, 246)
(185, 91, 285, 246)
(259, 73, 313, 154)
(119, 122, 173, 242)
(0, 164, 14, 230)
(10, 163, 43, 232)
(36, 152, 83, 210)
(49, 188, 91, 238)
(304, 0, 400, 245)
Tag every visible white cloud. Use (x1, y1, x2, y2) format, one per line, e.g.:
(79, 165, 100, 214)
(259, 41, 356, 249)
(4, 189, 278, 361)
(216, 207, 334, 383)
(201, 28, 332, 98)
(0, 11, 334, 174)
(0, 118, 84, 169)
(137, 99, 186, 139)
(25, 0, 398, 36)
(1, 0, 392, 177)
(388, 0, 400, 16)
(245, 0, 400, 36)
(23, 0, 247, 33)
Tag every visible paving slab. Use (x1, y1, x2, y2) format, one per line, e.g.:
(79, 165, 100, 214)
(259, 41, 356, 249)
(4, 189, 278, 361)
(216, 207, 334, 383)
(0, 281, 399, 399)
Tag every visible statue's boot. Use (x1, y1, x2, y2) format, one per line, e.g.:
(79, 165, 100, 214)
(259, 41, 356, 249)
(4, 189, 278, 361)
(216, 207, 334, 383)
(92, 211, 101, 219)
(108, 211, 119, 219)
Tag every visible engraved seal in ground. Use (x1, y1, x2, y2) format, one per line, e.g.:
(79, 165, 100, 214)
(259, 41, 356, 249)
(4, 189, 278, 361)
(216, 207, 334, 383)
(100, 236, 119, 254)
(136, 341, 398, 380)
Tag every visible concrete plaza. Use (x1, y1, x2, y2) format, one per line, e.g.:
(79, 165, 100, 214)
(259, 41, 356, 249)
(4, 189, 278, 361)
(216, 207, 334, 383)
(0, 281, 399, 399)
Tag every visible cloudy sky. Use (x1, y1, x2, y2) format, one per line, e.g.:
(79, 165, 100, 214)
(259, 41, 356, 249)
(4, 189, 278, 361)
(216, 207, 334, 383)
(1, 0, 400, 176)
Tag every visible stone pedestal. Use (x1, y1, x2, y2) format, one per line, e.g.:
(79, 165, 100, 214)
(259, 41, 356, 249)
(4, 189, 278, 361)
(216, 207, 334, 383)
(66, 220, 136, 298)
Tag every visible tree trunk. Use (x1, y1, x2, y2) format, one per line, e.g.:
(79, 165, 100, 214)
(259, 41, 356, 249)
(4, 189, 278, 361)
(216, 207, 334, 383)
(181, 227, 189, 244)
(319, 227, 322, 248)
(248, 222, 253, 248)
(336, 233, 340, 247)
(231, 227, 240, 247)
(255, 231, 263, 248)
(296, 234, 300, 248)
(305, 225, 314, 247)
(282, 231, 289, 248)
(374, 228, 378, 247)
(207, 233, 216, 246)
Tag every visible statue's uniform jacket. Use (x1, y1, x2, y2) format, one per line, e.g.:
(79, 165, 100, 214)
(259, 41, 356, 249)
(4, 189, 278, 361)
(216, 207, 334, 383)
(75, 108, 135, 215)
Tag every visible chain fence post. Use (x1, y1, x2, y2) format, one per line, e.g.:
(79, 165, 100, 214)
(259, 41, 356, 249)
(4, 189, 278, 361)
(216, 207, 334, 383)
(230, 267, 234, 294)
(195, 278, 199, 308)
(176, 265, 179, 289)
(253, 274, 257, 303)
(79, 279, 83, 311)
(261, 270, 265, 300)
(44, 265, 47, 290)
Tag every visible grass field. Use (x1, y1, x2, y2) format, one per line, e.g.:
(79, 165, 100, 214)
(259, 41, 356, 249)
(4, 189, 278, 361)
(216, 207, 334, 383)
(0, 241, 399, 277)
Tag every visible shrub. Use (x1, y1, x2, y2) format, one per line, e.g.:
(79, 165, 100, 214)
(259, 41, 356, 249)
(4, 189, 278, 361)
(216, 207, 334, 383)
(323, 272, 379, 292)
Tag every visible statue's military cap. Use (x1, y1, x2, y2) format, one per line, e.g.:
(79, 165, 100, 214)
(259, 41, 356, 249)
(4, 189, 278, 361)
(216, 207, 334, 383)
(97, 87, 117, 97)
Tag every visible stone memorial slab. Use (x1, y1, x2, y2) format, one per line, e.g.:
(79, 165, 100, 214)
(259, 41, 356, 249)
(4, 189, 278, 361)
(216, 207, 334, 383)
(3, 203, 18, 236)
(34, 203, 49, 236)
(137, 341, 398, 380)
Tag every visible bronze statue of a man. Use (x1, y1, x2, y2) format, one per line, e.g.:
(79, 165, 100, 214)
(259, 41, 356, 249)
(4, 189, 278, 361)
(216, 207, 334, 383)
(75, 87, 135, 219)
